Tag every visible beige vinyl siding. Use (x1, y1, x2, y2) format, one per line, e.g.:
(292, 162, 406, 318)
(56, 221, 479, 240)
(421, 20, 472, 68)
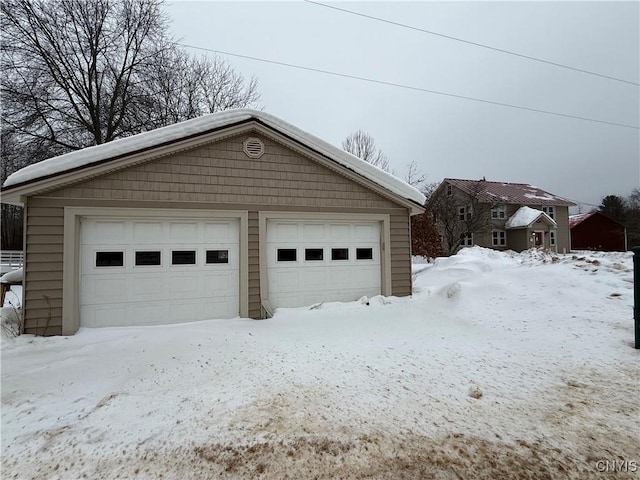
(507, 229, 529, 252)
(23, 199, 64, 335)
(390, 212, 411, 296)
(248, 211, 261, 318)
(46, 136, 395, 209)
(553, 206, 571, 253)
(23, 133, 414, 334)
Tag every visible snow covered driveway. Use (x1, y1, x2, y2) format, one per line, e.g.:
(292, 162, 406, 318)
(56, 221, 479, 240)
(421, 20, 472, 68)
(2, 247, 638, 479)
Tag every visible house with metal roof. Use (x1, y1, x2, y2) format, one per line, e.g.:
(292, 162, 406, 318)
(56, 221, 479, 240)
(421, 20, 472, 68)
(429, 178, 576, 254)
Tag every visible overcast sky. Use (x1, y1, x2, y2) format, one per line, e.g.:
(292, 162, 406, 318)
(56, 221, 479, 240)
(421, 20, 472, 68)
(165, 1, 639, 211)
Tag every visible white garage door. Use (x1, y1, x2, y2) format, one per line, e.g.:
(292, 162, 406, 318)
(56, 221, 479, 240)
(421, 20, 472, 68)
(80, 217, 239, 327)
(266, 219, 381, 309)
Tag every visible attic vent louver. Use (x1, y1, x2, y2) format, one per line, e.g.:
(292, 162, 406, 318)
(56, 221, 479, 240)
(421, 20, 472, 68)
(243, 137, 264, 158)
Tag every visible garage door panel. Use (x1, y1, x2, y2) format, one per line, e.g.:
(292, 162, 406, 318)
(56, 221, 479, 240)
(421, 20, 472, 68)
(91, 221, 127, 243)
(329, 224, 350, 241)
(298, 269, 327, 288)
(80, 217, 240, 327)
(267, 222, 298, 242)
(81, 277, 126, 304)
(168, 274, 203, 296)
(132, 221, 163, 241)
(130, 276, 165, 299)
(272, 269, 299, 288)
(204, 222, 236, 242)
(203, 272, 238, 295)
(168, 222, 199, 242)
(81, 305, 130, 328)
(169, 301, 203, 322)
(202, 299, 237, 319)
(354, 224, 378, 241)
(302, 223, 324, 241)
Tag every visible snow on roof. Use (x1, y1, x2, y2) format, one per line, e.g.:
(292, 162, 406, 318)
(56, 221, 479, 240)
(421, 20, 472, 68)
(444, 178, 575, 206)
(2, 109, 425, 206)
(505, 206, 557, 229)
(0, 268, 23, 284)
(568, 211, 596, 228)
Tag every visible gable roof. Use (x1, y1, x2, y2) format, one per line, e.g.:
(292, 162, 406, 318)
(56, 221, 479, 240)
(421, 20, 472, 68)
(505, 206, 558, 229)
(569, 211, 625, 229)
(2, 109, 425, 208)
(569, 211, 596, 228)
(444, 178, 576, 207)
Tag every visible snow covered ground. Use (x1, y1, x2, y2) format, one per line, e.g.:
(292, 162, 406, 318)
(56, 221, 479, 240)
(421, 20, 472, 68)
(1, 247, 638, 479)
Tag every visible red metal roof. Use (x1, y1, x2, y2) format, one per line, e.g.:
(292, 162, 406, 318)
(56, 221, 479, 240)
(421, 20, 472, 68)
(444, 178, 576, 207)
(569, 211, 597, 228)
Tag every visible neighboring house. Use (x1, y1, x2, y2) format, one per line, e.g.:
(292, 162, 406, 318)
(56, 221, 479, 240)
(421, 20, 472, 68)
(1, 110, 425, 335)
(429, 178, 576, 254)
(569, 211, 627, 252)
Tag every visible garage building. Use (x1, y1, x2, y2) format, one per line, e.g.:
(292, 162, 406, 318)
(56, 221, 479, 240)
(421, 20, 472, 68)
(1, 110, 425, 335)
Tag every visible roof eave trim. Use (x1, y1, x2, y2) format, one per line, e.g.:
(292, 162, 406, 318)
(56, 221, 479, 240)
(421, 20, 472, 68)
(1, 118, 256, 195)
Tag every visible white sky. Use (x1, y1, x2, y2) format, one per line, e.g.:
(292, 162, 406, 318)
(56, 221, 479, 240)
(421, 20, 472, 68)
(165, 1, 640, 210)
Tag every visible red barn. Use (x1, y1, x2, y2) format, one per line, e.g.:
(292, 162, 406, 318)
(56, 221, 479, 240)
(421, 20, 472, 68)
(569, 211, 627, 252)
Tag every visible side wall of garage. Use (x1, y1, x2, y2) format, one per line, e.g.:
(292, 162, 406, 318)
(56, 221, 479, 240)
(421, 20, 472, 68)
(22, 132, 413, 335)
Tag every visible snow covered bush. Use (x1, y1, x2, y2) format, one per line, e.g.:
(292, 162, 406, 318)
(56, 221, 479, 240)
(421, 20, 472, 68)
(1, 303, 22, 338)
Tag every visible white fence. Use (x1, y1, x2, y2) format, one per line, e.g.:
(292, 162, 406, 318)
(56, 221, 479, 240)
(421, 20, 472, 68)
(1, 250, 24, 274)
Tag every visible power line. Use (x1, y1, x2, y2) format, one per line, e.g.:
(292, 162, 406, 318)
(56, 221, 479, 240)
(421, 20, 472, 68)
(304, 0, 640, 88)
(178, 43, 640, 130)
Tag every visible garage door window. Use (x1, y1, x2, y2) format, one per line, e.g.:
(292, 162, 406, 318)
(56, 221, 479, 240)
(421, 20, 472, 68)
(277, 249, 297, 262)
(206, 250, 229, 264)
(135, 251, 161, 266)
(331, 248, 349, 261)
(356, 248, 373, 260)
(172, 250, 196, 265)
(95, 251, 124, 267)
(305, 248, 323, 261)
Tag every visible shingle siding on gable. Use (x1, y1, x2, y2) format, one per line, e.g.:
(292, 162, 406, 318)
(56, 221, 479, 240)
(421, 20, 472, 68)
(21, 133, 412, 335)
(46, 135, 397, 209)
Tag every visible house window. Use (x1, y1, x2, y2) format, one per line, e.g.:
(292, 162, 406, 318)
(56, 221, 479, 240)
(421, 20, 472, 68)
(550, 231, 556, 246)
(492, 230, 506, 247)
(460, 233, 473, 247)
(542, 206, 555, 219)
(206, 250, 229, 264)
(277, 249, 297, 262)
(96, 251, 124, 267)
(491, 205, 506, 220)
(446, 184, 452, 196)
(135, 251, 161, 266)
(172, 250, 196, 265)
(458, 206, 472, 221)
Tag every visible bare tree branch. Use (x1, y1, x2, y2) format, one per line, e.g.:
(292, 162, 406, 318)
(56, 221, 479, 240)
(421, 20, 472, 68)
(342, 130, 390, 172)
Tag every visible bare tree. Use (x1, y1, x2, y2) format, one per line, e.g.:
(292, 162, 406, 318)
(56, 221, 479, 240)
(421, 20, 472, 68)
(429, 181, 496, 255)
(404, 160, 428, 191)
(141, 49, 259, 130)
(1, 0, 261, 249)
(1, 131, 24, 249)
(342, 130, 390, 172)
(1, 0, 260, 157)
(1, 0, 171, 151)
